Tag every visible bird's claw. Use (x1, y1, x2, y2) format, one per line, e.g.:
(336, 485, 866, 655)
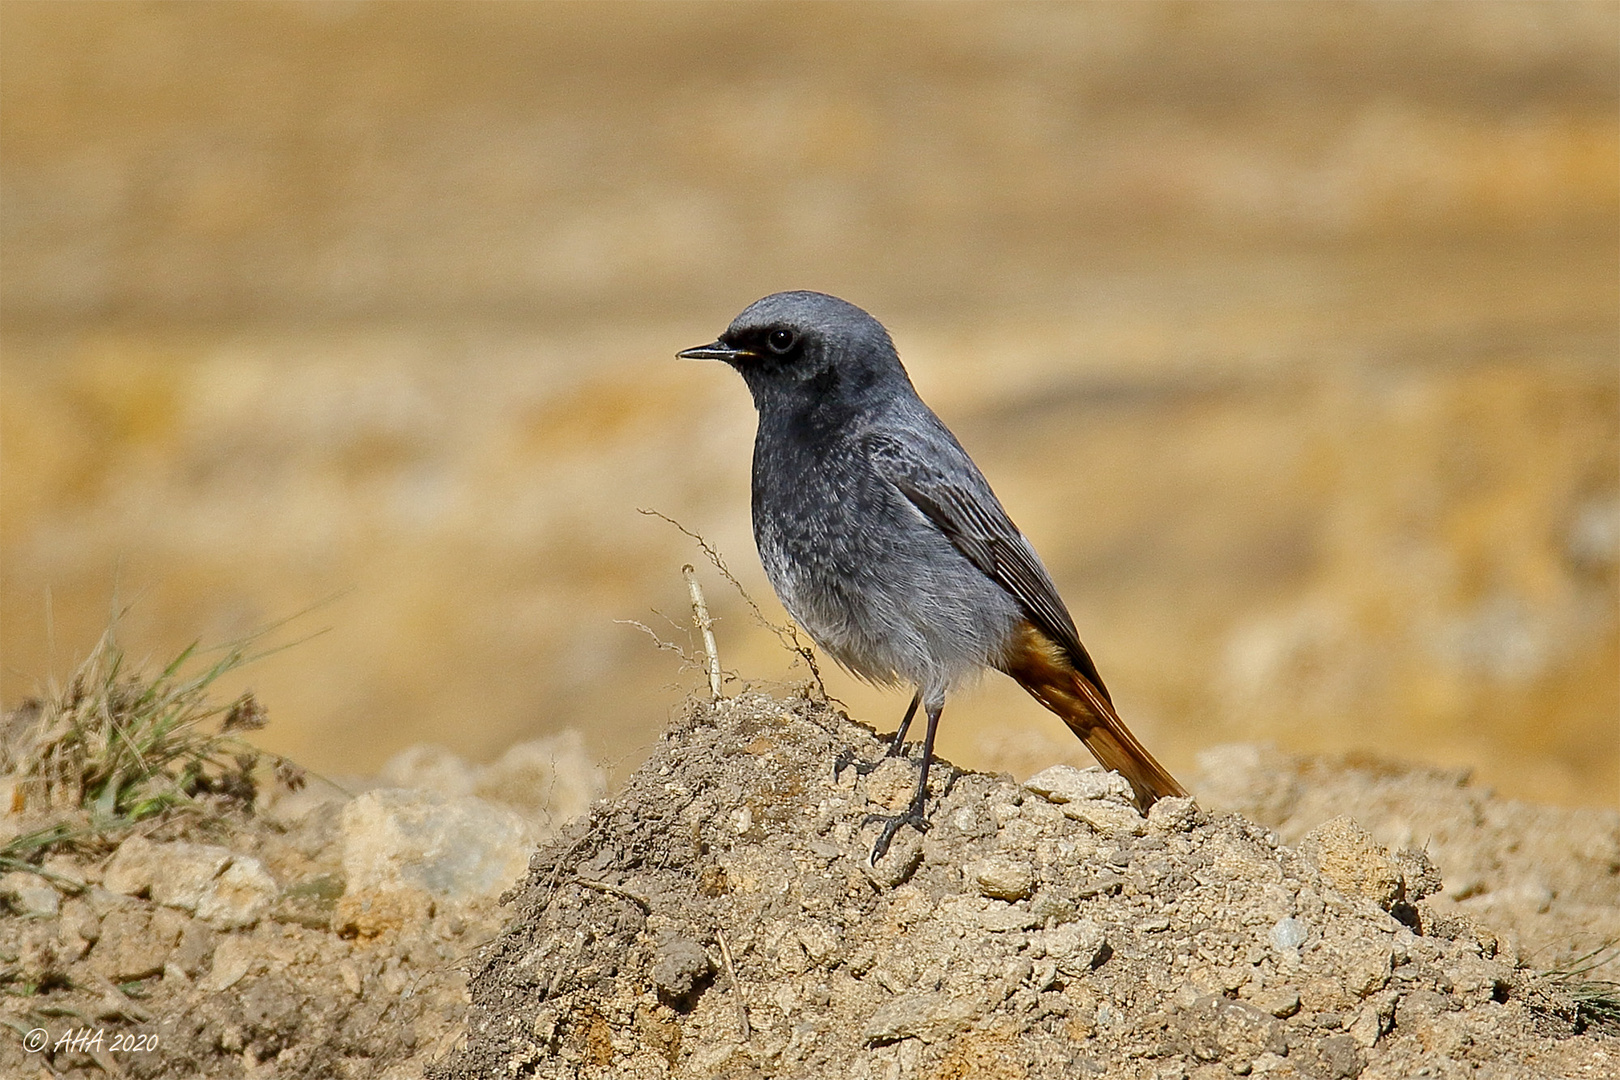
(863, 805, 930, 863)
(835, 748, 887, 779)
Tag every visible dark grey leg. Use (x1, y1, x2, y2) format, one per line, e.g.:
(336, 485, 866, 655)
(886, 691, 922, 756)
(868, 699, 943, 862)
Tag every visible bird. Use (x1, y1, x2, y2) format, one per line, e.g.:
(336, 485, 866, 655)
(679, 291, 1188, 858)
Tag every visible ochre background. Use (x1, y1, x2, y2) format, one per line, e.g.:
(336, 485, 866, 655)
(3, 2, 1615, 805)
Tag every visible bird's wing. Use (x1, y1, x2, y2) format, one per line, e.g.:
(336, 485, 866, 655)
(863, 429, 1111, 701)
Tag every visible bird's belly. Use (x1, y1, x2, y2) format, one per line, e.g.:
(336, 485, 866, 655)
(752, 490, 1022, 693)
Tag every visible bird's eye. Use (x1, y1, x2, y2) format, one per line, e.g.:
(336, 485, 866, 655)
(766, 328, 798, 354)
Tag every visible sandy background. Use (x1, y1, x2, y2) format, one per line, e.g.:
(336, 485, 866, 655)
(2, 1, 1615, 805)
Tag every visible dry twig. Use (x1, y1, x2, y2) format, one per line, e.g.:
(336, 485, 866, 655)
(639, 508, 826, 698)
(683, 565, 723, 700)
(571, 877, 653, 914)
(715, 927, 751, 1042)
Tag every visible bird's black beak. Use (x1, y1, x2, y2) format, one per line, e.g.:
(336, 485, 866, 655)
(677, 340, 755, 365)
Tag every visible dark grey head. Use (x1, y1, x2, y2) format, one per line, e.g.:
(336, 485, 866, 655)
(678, 291, 913, 415)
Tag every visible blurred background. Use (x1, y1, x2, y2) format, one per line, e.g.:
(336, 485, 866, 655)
(2, 1, 1615, 806)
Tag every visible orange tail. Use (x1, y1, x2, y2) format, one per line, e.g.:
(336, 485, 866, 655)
(1000, 621, 1189, 812)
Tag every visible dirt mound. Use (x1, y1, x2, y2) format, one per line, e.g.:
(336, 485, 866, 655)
(3, 685, 1614, 1079)
(0, 721, 602, 1080)
(1193, 743, 1620, 988)
(442, 692, 1616, 1080)
(0, 802, 469, 1079)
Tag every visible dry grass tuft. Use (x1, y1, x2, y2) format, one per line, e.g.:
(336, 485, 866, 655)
(0, 616, 307, 872)
(1541, 943, 1620, 1035)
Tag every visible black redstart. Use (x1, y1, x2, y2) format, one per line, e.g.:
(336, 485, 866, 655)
(680, 291, 1188, 857)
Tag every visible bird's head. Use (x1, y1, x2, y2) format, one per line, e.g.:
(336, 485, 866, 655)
(678, 291, 909, 414)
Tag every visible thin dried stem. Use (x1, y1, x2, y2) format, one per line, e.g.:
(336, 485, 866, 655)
(639, 508, 826, 698)
(571, 877, 653, 914)
(715, 927, 751, 1042)
(614, 619, 701, 668)
(683, 565, 723, 700)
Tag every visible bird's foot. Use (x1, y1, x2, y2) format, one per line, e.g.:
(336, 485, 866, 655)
(863, 802, 930, 864)
(835, 746, 895, 779)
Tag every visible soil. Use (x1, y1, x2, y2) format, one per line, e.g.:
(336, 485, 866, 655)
(0, 790, 498, 1080)
(3, 690, 1616, 1079)
(437, 692, 1618, 1080)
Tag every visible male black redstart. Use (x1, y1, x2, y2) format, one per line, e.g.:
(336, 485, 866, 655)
(680, 291, 1188, 857)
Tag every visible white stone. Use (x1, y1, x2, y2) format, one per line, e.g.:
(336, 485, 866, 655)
(0, 870, 60, 917)
(377, 744, 476, 798)
(967, 857, 1035, 901)
(1024, 765, 1134, 805)
(103, 837, 233, 911)
(1270, 916, 1308, 952)
(1063, 801, 1147, 836)
(201, 934, 255, 992)
(1147, 795, 1200, 834)
(196, 856, 277, 929)
(473, 731, 606, 825)
(862, 993, 939, 1044)
(1040, 919, 1109, 974)
(341, 788, 541, 905)
(937, 894, 1042, 933)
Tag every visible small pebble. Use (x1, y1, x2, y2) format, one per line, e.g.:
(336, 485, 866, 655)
(969, 857, 1036, 901)
(1271, 917, 1308, 952)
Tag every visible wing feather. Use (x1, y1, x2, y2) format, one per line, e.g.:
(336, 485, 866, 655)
(864, 431, 1112, 701)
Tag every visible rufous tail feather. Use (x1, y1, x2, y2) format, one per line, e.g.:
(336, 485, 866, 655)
(1000, 620, 1190, 812)
(1064, 671, 1189, 811)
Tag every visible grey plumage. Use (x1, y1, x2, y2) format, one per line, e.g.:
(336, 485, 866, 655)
(724, 293, 1036, 704)
(679, 290, 1186, 855)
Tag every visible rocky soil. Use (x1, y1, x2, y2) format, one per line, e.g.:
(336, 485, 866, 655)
(0, 732, 603, 1079)
(3, 693, 1616, 1079)
(440, 693, 1618, 1080)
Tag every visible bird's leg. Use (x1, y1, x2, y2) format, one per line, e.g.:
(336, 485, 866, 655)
(836, 691, 923, 780)
(886, 691, 922, 756)
(867, 700, 943, 863)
